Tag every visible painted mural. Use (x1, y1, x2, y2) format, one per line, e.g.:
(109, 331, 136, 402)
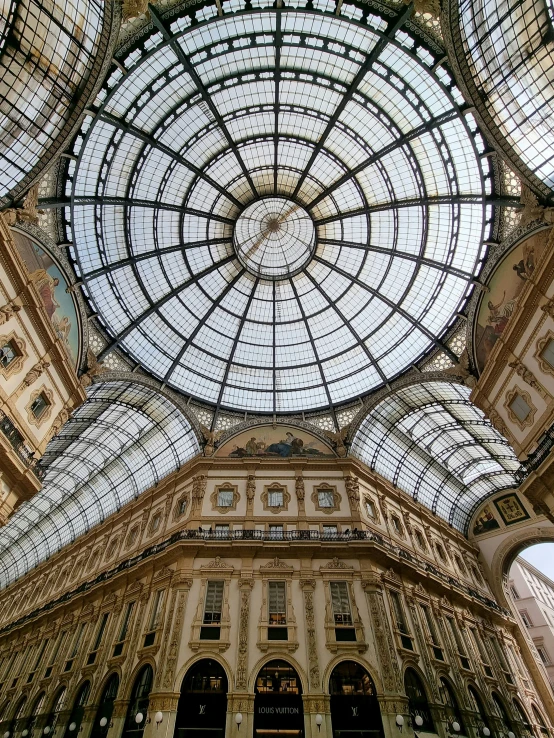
(474, 229, 550, 373)
(12, 230, 80, 366)
(472, 504, 500, 536)
(216, 425, 335, 458)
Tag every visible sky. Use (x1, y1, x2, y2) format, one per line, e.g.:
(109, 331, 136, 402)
(519, 543, 554, 581)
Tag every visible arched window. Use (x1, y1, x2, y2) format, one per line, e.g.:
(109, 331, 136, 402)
(467, 686, 490, 731)
(23, 692, 45, 735)
(531, 705, 549, 736)
(254, 661, 303, 738)
(90, 674, 119, 738)
(63, 681, 91, 738)
(13, 697, 27, 720)
(513, 699, 533, 737)
(330, 662, 384, 738)
(0, 701, 10, 724)
(491, 693, 512, 731)
(440, 678, 466, 735)
(404, 669, 434, 732)
(45, 688, 66, 733)
(175, 660, 227, 738)
(122, 666, 154, 738)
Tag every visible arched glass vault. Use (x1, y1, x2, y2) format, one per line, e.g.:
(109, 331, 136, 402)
(0, 382, 200, 589)
(350, 381, 521, 532)
(61, 0, 497, 415)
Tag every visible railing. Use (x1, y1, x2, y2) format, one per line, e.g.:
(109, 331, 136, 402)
(0, 525, 511, 635)
(0, 410, 45, 481)
(514, 423, 554, 484)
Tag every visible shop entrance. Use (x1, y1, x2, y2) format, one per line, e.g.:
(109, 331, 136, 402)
(254, 660, 304, 738)
(330, 662, 384, 738)
(174, 660, 228, 738)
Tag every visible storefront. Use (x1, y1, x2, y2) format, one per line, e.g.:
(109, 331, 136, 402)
(254, 660, 304, 738)
(174, 660, 228, 738)
(329, 661, 384, 738)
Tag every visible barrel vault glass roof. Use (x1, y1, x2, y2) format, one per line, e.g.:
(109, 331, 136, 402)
(457, 0, 554, 191)
(63, 0, 495, 415)
(0, 382, 199, 589)
(350, 381, 521, 533)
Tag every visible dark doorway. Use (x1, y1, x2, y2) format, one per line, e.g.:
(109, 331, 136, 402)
(404, 669, 435, 733)
(174, 660, 228, 738)
(122, 666, 154, 738)
(64, 682, 91, 738)
(329, 661, 384, 738)
(90, 673, 120, 738)
(254, 660, 304, 738)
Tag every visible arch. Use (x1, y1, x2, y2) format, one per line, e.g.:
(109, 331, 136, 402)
(63, 681, 91, 738)
(467, 685, 490, 731)
(249, 653, 308, 695)
(404, 668, 435, 733)
(329, 661, 384, 738)
(254, 660, 304, 738)
(350, 381, 520, 532)
(12, 696, 28, 721)
(531, 704, 550, 735)
(491, 692, 512, 730)
(90, 673, 120, 738)
(512, 699, 533, 736)
(439, 677, 466, 735)
(173, 653, 233, 697)
(323, 655, 384, 697)
(174, 659, 228, 738)
(122, 665, 154, 738)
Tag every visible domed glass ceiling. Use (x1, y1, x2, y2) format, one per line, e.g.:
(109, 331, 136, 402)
(66, 1, 491, 414)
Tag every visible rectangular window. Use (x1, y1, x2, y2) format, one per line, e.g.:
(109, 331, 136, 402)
(268, 582, 287, 625)
(390, 590, 412, 649)
(33, 640, 48, 672)
(269, 525, 283, 540)
(204, 581, 224, 625)
(70, 623, 86, 658)
(93, 613, 109, 651)
(118, 602, 135, 641)
(537, 646, 550, 665)
(49, 631, 67, 666)
(30, 393, 49, 419)
(323, 525, 338, 537)
(521, 610, 533, 627)
(149, 590, 165, 631)
(151, 513, 161, 532)
(540, 338, 554, 367)
(177, 498, 187, 516)
(366, 499, 376, 518)
(0, 340, 18, 368)
(509, 393, 532, 422)
(391, 516, 403, 535)
(471, 629, 493, 676)
(217, 489, 234, 507)
(317, 490, 334, 508)
(447, 618, 470, 668)
(421, 606, 443, 660)
(330, 582, 353, 626)
(510, 586, 519, 599)
(268, 489, 284, 507)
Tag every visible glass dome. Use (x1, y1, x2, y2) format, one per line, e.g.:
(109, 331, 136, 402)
(65, 1, 492, 414)
(451, 0, 554, 193)
(0, 0, 112, 206)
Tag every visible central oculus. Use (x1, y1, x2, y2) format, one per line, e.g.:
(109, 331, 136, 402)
(233, 197, 315, 280)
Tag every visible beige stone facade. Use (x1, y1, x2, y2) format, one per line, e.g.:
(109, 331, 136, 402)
(0, 452, 548, 738)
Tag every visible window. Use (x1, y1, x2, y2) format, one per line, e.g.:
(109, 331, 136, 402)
(536, 646, 550, 665)
(30, 393, 49, 419)
(540, 338, 554, 368)
(113, 601, 135, 656)
(269, 525, 283, 540)
(268, 489, 284, 507)
(436, 543, 446, 561)
(318, 489, 334, 508)
(391, 515, 403, 536)
(455, 555, 467, 576)
(330, 582, 353, 626)
(215, 524, 230, 537)
(150, 512, 162, 533)
(390, 590, 412, 650)
(149, 590, 165, 631)
(510, 586, 519, 599)
(470, 629, 493, 677)
(509, 393, 532, 423)
(176, 498, 187, 517)
(204, 582, 224, 625)
(366, 499, 376, 519)
(217, 488, 234, 507)
(471, 565, 484, 585)
(405, 669, 435, 732)
(521, 611, 533, 627)
(414, 529, 427, 551)
(127, 525, 139, 548)
(0, 340, 18, 368)
(88, 613, 109, 664)
(323, 525, 338, 537)
(268, 581, 287, 639)
(421, 606, 443, 660)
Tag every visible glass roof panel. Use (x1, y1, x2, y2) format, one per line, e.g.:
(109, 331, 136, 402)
(66, 4, 490, 414)
(0, 382, 200, 589)
(350, 381, 521, 533)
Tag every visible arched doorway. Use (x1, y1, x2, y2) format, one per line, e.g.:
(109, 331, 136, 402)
(329, 661, 384, 738)
(122, 666, 154, 738)
(439, 678, 466, 735)
(404, 669, 434, 732)
(22, 692, 45, 736)
(467, 686, 490, 734)
(44, 687, 66, 735)
(254, 660, 304, 738)
(174, 659, 227, 738)
(64, 682, 91, 738)
(90, 674, 120, 738)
